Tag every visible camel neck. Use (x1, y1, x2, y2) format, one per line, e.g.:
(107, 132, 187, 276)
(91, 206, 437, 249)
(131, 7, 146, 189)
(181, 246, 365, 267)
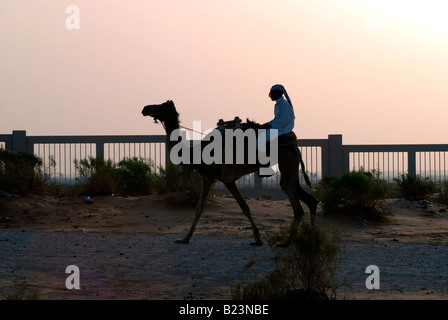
(162, 116, 181, 152)
(163, 118, 180, 136)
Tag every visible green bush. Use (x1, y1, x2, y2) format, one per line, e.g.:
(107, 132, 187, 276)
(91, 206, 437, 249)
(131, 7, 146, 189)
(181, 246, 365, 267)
(316, 169, 390, 221)
(393, 174, 436, 201)
(74, 156, 120, 195)
(436, 181, 448, 208)
(0, 149, 42, 194)
(116, 157, 158, 195)
(231, 223, 342, 300)
(0, 150, 212, 201)
(73, 156, 209, 200)
(156, 162, 186, 193)
(74, 156, 164, 196)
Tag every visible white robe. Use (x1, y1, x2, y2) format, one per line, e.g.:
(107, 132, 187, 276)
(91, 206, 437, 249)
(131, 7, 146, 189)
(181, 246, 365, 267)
(257, 96, 295, 152)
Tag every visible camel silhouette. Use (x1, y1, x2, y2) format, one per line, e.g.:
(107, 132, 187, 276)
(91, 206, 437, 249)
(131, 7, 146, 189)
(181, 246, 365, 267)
(142, 100, 318, 246)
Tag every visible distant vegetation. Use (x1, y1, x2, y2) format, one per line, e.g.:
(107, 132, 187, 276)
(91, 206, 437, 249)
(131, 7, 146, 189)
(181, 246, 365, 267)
(315, 168, 448, 220)
(0, 149, 42, 194)
(73, 156, 211, 203)
(316, 169, 391, 221)
(393, 174, 436, 201)
(0, 149, 210, 204)
(1, 150, 447, 211)
(437, 181, 448, 208)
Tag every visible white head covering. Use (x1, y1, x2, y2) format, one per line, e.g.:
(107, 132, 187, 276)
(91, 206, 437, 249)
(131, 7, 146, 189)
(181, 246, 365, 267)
(270, 84, 295, 118)
(270, 84, 293, 109)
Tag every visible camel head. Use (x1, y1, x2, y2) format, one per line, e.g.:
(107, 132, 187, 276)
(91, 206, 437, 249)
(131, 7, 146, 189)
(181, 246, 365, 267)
(141, 100, 179, 123)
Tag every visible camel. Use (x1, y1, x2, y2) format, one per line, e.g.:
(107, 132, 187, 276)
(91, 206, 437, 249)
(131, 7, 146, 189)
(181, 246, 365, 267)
(141, 100, 318, 246)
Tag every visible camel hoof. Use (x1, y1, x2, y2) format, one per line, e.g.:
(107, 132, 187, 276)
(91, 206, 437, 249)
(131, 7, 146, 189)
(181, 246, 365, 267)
(250, 240, 263, 246)
(175, 238, 190, 244)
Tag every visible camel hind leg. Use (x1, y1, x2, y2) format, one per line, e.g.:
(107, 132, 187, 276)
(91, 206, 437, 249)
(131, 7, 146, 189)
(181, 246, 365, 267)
(278, 178, 319, 247)
(278, 152, 318, 245)
(224, 181, 262, 246)
(297, 181, 318, 225)
(278, 175, 305, 247)
(175, 175, 215, 244)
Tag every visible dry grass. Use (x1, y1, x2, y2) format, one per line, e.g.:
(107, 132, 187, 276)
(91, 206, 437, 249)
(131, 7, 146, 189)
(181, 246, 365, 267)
(231, 222, 342, 300)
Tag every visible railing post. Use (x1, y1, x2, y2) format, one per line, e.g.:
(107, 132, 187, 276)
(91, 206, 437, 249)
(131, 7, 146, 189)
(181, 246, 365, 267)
(254, 174, 263, 197)
(408, 151, 416, 177)
(328, 134, 344, 176)
(96, 143, 104, 158)
(165, 142, 171, 167)
(12, 130, 27, 152)
(2, 136, 12, 151)
(321, 141, 330, 177)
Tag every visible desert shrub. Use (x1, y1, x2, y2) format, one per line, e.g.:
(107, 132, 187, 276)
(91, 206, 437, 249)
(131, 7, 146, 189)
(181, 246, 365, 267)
(116, 157, 159, 195)
(393, 174, 436, 201)
(0, 149, 42, 194)
(155, 162, 185, 193)
(437, 181, 448, 208)
(316, 169, 390, 221)
(74, 156, 120, 195)
(73, 156, 212, 200)
(231, 222, 342, 300)
(74, 156, 164, 196)
(0, 149, 214, 200)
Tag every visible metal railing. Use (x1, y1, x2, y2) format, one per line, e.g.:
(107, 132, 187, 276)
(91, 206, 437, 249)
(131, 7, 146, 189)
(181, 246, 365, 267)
(1, 130, 447, 198)
(1, 131, 167, 185)
(344, 144, 448, 184)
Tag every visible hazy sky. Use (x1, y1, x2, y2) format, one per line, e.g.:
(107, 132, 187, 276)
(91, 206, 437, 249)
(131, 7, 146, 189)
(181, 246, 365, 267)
(1, 0, 447, 144)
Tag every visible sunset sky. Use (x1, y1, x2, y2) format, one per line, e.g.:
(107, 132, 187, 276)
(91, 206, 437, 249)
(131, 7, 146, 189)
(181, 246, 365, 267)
(1, 0, 447, 144)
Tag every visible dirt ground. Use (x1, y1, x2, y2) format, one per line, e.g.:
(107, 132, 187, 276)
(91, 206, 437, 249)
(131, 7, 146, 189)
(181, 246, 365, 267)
(1, 192, 448, 300)
(2, 192, 447, 245)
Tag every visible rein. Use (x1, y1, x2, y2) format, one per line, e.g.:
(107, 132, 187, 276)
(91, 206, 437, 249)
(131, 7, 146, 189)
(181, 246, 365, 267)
(179, 125, 207, 136)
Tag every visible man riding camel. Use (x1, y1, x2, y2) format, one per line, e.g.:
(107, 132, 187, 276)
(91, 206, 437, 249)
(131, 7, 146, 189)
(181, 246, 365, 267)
(256, 84, 296, 177)
(258, 84, 295, 152)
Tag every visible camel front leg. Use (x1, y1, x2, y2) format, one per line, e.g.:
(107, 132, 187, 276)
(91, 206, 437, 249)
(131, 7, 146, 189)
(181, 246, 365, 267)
(224, 181, 262, 246)
(175, 176, 214, 244)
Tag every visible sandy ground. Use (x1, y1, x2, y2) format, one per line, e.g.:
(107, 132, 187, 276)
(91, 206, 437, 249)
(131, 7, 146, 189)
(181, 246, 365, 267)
(1, 192, 448, 300)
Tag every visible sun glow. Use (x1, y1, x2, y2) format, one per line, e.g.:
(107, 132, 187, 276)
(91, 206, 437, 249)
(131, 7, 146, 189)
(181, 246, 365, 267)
(365, 0, 448, 36)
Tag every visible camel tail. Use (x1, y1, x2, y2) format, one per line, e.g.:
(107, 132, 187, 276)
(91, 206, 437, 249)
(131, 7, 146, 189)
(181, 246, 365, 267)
(297, 145, 313, 189)
(300, 157, 313, 188)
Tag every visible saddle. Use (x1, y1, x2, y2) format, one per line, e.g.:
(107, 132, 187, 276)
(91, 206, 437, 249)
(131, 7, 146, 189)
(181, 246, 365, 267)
(217, 117, 242, 132)
(278, 132, 298, 148)
(215, 117, 298, 150)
